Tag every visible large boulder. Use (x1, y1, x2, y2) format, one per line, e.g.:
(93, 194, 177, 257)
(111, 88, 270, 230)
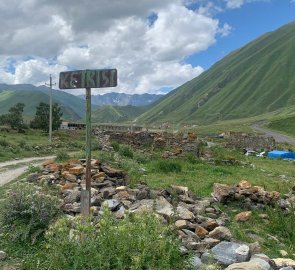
(202, 241, 250, 266)
(225, 260, 269, 270)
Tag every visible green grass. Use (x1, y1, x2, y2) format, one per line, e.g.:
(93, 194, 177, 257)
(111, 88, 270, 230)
(267, 115, 295, 137)
(0, 128, 86, 162)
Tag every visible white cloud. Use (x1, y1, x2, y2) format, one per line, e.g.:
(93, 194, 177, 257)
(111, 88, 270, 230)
(224, 0, 270, 9)
(0, 1, 230, 94)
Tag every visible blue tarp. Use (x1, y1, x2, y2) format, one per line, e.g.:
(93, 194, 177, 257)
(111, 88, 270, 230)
(268, 150, 295, 159)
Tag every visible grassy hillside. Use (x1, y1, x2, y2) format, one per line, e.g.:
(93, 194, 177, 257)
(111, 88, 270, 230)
(0, 87, 99, 121)
(137, 21, 295, 125)
(91, 105, 146, 123)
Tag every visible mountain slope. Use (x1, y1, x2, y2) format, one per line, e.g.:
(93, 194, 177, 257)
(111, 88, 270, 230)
(137, 21, 295, 124)
(0, 84, 99, 120)
(91, 105, 146, 123)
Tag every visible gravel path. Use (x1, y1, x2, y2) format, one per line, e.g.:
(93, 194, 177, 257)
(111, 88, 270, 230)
(0, 156, 55, 187)
(252, 123, 295, 146)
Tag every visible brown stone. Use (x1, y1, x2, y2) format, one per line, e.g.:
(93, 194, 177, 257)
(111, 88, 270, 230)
(234, 211, 252, 222)
(195, 225, 208, 238)
(175, 220, 187, 229)
(213, 183, 235, 202)
(69, 166, 84, 175)
(42, 159, 54, 166)
(238, 180, 252, 189)
(93, 172, 106, 179)
(62, 183, 78, 190)
(48, 163, 61, 172)
(206, 220, 219, 231)
(63, 173, 77, 182)
(271, 258, 295, 268)
(208, 226, 232, 241)
(116, 191, 130, 200)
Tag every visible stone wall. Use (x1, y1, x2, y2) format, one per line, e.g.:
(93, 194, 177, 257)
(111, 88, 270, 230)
(224, 131, 276, 151)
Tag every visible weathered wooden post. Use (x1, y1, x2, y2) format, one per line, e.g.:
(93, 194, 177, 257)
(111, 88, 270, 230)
(59, 69, 117, 219)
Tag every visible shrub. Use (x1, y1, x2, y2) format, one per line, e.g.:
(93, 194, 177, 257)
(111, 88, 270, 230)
(151, 160, 182, 173)
(0, 138, 9, 147)
(24, 210, 190, 270)
(119, 144, 134, 159)
(27, 163, 42, 173)
(55, 151, 70, 162)
(111, 141, 120, 152)
(0, 183, 61, 242)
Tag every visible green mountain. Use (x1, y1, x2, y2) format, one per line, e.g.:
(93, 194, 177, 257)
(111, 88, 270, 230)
(137, 21, 295, 125)
(0, 84, 99, 120)
(91, 105, 146, 123)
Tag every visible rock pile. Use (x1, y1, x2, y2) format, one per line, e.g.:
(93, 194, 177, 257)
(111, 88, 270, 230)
(213, 180, 295, 214)
(26, 160, 295, 270)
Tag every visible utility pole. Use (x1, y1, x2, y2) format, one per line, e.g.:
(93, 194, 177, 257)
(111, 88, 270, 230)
(45, 75, 56, 144)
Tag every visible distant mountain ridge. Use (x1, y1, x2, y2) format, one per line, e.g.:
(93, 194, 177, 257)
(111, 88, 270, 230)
(78, 92, 163, 107)
(0, 84, 98, 120)
(136, 21, 295, 124)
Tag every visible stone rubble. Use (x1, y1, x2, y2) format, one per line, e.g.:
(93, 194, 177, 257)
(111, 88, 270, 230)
(25, 159, 295, 270)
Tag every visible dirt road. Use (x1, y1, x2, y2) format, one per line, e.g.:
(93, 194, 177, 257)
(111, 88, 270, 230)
(0, 156, 55, 187)
(252, 123, 295, 146)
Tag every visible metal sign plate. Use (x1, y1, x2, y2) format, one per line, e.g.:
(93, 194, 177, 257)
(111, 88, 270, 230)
(59, 69, 117, 89)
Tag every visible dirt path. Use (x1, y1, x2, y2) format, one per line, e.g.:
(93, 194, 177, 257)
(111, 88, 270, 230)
(0, 156, 55, 187)
(252, 123, 295, 146)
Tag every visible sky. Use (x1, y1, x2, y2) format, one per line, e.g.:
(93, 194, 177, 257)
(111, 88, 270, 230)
(0, 0, 294, 95)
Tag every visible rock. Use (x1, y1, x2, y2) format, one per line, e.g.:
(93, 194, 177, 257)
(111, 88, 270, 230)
(171, 185, 188, 195)
(238, 180, 252, 189)
(182, 229, 200, 241)
(0, 251, 7, 260)
(176, 205, 195, 220)
(225, 261, 268, 270)
(155, 197, 174, 219)
(102, 199, 120, 211)
(116, 186, 127, 192)
(251, 258, 271, 270)
(69, 166, 84, 175)
(213, 183, 235, 202)
(205, 220, 219, 231)
(190, 256, 203, 269)
(202, 241, 250, 266)
(114, 206, 125, 219)
(195, 225, 208, 238)
(63, 173, 77, 182)
(101, 165, 123, 178)
(27, 173, 40, 182)
(248, 241, 261, 255)
(64, 190, 81, 204)
(234, 211, 252, 222)
(279, 267, 294, 270)
(272, 258, 295, 268)
(115, 191, 130, 200)
(62, 183, 78, 190)
(42, 159, 54, 166)
(136, 189, 149, 200)
(208, 226, 232, 241)
(202, 238, 220, 248)
(279, 250, 289, 257)
(175, 220, 188, 229)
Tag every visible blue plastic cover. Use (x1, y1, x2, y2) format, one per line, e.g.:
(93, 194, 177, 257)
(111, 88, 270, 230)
(268, 150, 295, 159)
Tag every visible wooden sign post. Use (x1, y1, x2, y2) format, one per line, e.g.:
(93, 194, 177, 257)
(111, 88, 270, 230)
(59, 69, 117, 218)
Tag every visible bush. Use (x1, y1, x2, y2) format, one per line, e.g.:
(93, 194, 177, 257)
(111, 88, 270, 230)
(0, 183, 61, 242)
(119, 144, 134, 159)
(55, 151, 70, 162)
(0, 138, 9, 147)
(111, 141, 120, 152)
(24, 210, 190, 270)
(27, 163, 42, 173)
(151, 160, 182, 173)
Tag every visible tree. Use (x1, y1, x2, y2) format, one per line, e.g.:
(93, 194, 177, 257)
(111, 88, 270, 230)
(31, 102, 63, 132)
(0, 103, 25, 131)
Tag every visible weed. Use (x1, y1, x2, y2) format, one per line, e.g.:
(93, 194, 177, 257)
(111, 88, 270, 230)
(55, 151, 70, 162)
(0, 138, 9, 147)
(119, 144, 134, 159)
(24, 210, 190, 270)
(111, 141, 120, 152)
(150, 159, 182, 173)
(0, 183, 61, 242)
(27, 164, 42, 173)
